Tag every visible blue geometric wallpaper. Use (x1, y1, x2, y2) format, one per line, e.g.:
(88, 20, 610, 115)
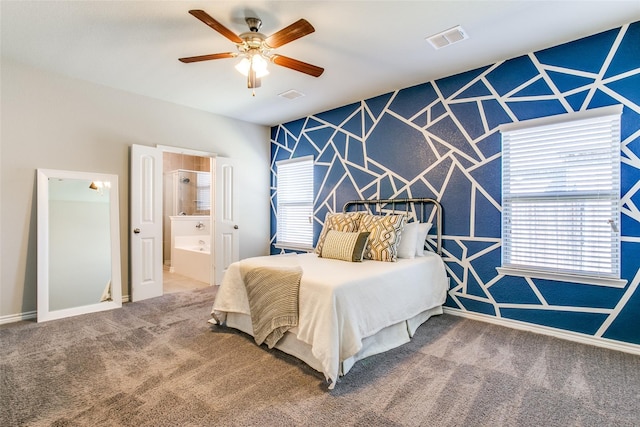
(270, 21, 640, 347)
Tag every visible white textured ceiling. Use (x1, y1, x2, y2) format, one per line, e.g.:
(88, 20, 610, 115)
(2, 1, 639, 126)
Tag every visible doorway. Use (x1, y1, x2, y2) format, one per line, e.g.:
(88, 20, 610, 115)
(162, 151, 212, 294)
(130, 144, 239, 302)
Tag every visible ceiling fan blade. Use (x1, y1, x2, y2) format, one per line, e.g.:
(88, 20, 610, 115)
(271, 54, 324, 77)
(188, 10, 243, 44)
(179, 52, 236, 63)
(265, 19, 315, 48)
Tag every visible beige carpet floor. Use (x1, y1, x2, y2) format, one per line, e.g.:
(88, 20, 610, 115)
(2, 286, 639, 426)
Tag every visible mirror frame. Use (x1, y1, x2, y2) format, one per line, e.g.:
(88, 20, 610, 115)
(37, 169, 122, 322)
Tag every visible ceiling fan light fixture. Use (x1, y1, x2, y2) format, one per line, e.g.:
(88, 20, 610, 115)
(235, 55, 269, 78)
(251, 54, 269, 75)
(180, 10, 324, 91)
(234, 57, 250, 75)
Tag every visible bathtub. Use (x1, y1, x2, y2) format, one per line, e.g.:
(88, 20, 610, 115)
(171, 235, 211, 283)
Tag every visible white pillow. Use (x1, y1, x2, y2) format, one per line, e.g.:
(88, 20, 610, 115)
(415, 222, 432, 257)
(397, 221, 419, 259)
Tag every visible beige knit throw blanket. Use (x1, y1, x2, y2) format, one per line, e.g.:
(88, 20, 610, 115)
(240, 260, 302, 348)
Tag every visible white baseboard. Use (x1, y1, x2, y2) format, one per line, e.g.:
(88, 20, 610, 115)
(0, 310, 36, 325)
(443, 307, 640, 356)
(0, 295, 130, 325)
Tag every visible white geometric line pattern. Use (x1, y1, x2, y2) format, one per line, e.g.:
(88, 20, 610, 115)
(271, 21, 640, 346)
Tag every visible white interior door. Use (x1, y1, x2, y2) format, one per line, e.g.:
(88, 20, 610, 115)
(130, 144, 163, 301)
(214, 156, 239, 285)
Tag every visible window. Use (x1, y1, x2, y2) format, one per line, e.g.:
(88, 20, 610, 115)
(498, 105, 625, 287)
(276, 156, 314, 250)
(196, 171, 211, 213)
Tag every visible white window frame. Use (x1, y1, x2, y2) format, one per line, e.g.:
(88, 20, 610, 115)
(497, 105, 626, 288)
(275, 156, 314, 251)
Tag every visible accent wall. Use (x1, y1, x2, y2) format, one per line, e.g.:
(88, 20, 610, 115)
(270, 21, 640, 348)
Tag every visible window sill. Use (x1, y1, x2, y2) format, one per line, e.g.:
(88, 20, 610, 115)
(274, 243, 314, 253)
(496, 267, 627, 288)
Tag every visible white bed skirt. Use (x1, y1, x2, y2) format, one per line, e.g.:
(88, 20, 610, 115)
(225, 305, 443, 378)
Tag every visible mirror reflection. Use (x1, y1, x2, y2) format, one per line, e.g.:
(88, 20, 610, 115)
(37, 169, 122, 322)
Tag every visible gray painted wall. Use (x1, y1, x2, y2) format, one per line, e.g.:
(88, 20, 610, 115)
(0, 59, 271, 319)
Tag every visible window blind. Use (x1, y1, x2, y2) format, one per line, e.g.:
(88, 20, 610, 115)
(196, 172, 211, 212)
(276, 156, 314, 249)
(501, 106, 621, 279)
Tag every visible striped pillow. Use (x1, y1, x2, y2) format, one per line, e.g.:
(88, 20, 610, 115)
(358, 214, 406, 262)
(320, 230, 370, 262)
(314, 212, 363, 255)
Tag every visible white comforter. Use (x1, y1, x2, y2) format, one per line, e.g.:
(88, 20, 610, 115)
(212, 252, 448, 387)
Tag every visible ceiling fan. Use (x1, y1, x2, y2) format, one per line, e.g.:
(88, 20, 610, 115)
(179, 10, 324, 91)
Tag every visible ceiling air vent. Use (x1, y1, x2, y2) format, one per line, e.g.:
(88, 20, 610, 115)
(426, 25, 468, 49)
(279, 89, 305, 100)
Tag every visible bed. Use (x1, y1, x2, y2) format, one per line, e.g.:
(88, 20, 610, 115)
(210, 198, 448, 388)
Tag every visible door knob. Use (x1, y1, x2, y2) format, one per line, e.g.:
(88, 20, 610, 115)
(133, 228, 141, 234)
(234, 225, 239, 229)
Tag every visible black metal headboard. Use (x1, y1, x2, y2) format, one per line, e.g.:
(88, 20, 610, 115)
(342, 198, 443, 255)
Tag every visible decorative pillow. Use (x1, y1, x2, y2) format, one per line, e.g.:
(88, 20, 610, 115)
(358, 214, 406, 262)
(415, 222, 432, 257)
(314, 212, 363, 255)
(320, 230, 370, 262)
(397, 221, 419, 259)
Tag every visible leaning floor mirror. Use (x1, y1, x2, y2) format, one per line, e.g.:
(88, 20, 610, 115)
(37, 169, 122, 322)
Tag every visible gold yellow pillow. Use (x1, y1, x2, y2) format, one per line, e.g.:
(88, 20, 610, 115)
(314, 212, 363, 254)
(358, 214, 406, 262)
